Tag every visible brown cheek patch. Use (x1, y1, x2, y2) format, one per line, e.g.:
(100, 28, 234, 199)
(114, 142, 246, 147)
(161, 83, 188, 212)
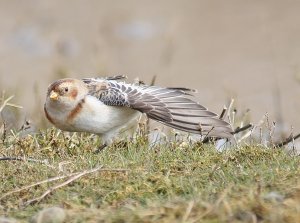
(47, 79, 75, 96)
(70, 89, 78, 99)
(44, 104, 55, 125)
(67, 98, 85, 122)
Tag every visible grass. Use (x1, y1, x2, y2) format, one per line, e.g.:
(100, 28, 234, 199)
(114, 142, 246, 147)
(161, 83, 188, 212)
(1, 129, 300, 222)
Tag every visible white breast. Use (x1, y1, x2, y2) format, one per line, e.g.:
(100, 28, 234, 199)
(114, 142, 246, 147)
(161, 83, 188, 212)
(69, 95, 140, 135)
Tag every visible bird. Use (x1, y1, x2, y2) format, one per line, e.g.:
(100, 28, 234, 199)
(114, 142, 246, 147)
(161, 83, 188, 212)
(44, 75, 233, 149)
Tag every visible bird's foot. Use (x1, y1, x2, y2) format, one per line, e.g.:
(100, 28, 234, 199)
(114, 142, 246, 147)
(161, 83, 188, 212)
(94, 143, 107, 153)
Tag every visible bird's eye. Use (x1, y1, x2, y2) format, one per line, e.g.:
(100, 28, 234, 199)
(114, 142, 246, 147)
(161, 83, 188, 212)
(64, 87, 69, 92)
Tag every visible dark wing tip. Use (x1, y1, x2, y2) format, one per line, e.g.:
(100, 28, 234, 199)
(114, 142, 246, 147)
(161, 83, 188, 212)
(167, 87, 197, 95)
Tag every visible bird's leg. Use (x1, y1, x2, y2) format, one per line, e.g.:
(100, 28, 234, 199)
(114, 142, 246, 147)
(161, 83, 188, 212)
(94, 143, 107, 153)
(94, 134, 111, 153)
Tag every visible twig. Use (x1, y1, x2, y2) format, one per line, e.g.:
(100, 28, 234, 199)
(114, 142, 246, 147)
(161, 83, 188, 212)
(1, 120, 7, 143)
(219, 106, 227, 120)
(265, 113, 275, 147)
(0, 156, 49, 165)
(219, 98, 234, 121)
(0, 156, 54, 168)
(22, 166, 128, 206)
(233, 123, 253, 134)
(226, 99, 235, 123)
(237, 130, 253, 144)
(23, 166, 101, 206)
(0, 156, 42, 162)
(150, 75, 157, 86)
(1, 167, 128, 201)
(235, 125, 253, 144)
(0, 172, 79, 200)
(274, 133, 300, 147)
(201, 127, 216, 144)
(202, 99, 236, 144)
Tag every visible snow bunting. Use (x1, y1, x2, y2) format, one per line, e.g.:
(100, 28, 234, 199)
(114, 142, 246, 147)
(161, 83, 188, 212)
(44, 75, 233, 146)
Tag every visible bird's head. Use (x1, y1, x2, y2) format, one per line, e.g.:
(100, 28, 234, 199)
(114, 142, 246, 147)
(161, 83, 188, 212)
(46, 79, 88, 109)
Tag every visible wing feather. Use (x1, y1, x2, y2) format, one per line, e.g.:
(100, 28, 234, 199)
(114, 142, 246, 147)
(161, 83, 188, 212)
(83, 78, 233, 138)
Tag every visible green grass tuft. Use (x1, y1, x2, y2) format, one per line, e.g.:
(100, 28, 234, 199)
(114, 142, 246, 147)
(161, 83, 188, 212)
(1, 129, 300, 222)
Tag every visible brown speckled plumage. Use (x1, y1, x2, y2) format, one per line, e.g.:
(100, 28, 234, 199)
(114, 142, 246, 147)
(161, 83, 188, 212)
(44, 75, 233, 145)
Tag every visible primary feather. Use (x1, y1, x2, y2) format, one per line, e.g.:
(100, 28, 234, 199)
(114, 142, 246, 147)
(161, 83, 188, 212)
(82, 77, 233, 138)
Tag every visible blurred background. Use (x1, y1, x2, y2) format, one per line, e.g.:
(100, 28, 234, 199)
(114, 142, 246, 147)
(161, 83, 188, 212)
(0, 0, 300, 137)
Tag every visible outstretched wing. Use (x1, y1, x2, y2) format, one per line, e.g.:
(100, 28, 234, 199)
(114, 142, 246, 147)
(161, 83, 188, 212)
(82, 78, 233, 138)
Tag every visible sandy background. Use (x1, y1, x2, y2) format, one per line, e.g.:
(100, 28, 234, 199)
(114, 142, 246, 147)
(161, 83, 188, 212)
(0, 0, 300, 135)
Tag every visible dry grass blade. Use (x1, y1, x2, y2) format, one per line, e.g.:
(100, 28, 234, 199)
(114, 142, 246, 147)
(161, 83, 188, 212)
(0, 172, 79, 200)
(23, 166, 104, 206)
(22, 166, 129, 206)
(226, 99, 235, 123)
(150, 75, 157, 86)
(182, 201, 194, 222)
(0, 95, 22, 113)
(275, 133, 300, 147)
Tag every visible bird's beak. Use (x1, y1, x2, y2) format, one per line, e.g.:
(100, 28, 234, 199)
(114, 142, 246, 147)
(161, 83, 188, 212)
(49, 91, 59, 100)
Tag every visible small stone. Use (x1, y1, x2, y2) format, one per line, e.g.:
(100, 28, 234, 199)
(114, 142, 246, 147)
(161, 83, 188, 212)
(264, 191, 284, 202)
(234, 210, 256, 222)
(30, 207, 66, 223)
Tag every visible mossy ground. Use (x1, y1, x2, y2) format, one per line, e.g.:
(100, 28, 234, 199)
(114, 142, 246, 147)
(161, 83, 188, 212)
(1, 129, 300, 222)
